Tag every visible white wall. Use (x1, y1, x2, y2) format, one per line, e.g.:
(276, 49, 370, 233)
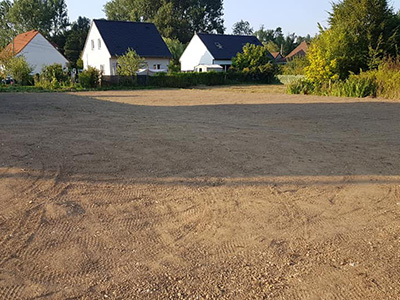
(144, 58, 170, 71)
(84, 22, 170, 75)
(180, 34, 214, 72)
(109, 57, 170, 75)
(18, 33, 68, 74)
(82, 22, 112, 75)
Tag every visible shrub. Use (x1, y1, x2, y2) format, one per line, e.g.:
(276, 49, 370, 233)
(282, 56, 309, 75)
(232, 44, 274, 70)
(149, 72, 225, 88)
(330, 72, 378, 98)
(117, 49, 145, 76)
(79, 66, 100, 88)
(40, 64, 69, 83)
(4, 56, 33, 85)
(35, 64, 70, 90)
(227, 63, 278, 84)
(76, 58, 84, 70)
(374, 58, 400, 99)
(287, 79, 315, 95)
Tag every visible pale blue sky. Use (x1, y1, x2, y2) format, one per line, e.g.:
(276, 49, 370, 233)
(66, 0, 400, 36)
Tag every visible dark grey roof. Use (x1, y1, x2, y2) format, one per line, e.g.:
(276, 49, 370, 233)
(197, 33, 265, 60)
(93, 20, 172, 58)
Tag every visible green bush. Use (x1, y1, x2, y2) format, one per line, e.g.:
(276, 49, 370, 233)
(282, 56, 309, 75)
(330, 72, 378, 98)
(35, 64, 71, 90)
(40, 64, 69, 83)
(148, 72, 226, 88)
(5, 56, 33, 85)
(287, 79, 315, 95)
(227, 63, 278, 84)
(374, 59, 400, 99)
(79, 66, 100, 88)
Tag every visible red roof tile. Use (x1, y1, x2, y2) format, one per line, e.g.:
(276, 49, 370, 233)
(286, 41, 308, 59)
(5, 30, 40, 55)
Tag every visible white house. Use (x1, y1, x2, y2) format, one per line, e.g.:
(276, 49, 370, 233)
(82, 20, 172, 76)
(180, 33, 265, 72)
(5, 30, 68, 74)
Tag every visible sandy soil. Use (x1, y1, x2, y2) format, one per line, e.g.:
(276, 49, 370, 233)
(0, 87, 399, 299)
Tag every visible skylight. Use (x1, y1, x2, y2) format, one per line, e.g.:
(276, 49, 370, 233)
(214, 42, 223, 49)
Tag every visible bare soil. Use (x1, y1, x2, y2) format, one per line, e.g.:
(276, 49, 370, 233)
(0, 87, 399, 299)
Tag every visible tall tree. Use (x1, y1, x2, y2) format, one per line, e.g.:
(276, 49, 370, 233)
(63, 17, 91, 68)
(254, 26, 311, 56)
(163, 37, 186, 72)
(0, 0, 12, 47)
(104, 0, 225, 43)
(232, 20, 253, 35)
(306, 0, 400, 82)
(329, 0, 399, 69)
(7, 0, 69, 37)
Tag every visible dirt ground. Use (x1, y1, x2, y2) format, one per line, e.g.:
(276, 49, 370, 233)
(0, 86, 399, 299)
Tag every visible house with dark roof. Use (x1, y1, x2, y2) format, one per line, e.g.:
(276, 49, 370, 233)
(4, 30, 68, 74)
(82, 20, 172, 76)
(180, 33, 265, 72)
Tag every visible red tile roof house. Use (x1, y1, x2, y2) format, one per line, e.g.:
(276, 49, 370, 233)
(270, 51, 287, 64)
(285, 41, 309, 61)
(4, 30, 68, 74)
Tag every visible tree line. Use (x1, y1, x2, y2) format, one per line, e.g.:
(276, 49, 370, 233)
(0, 0, 313, 70)
(0, 0, 90, 68)
(232, 20, 312, 56)
(289, 0, 400, 99)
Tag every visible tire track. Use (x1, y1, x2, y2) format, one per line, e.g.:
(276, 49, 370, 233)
(0, 285, 24, 300)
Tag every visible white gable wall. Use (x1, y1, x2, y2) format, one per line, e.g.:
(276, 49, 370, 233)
(18, 33, 68, 74)
(82, 22, 112, 75)
(180, 34, 214, 72)
(83, 22, 170, 76)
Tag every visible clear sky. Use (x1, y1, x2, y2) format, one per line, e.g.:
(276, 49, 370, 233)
(66, 0, 400, 36)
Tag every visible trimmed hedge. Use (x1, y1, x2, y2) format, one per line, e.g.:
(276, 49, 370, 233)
(148, 72, 226, 88)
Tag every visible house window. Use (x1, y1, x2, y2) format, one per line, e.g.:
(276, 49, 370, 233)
(91, 40, 95, 50)
(153, 64, 161, 70)
(98, 39, 101, 50)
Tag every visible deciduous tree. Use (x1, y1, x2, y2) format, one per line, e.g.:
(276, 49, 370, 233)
(117, 48, 146, 76)
(307, 0, 400, 82)
(104, 0, 224, 43)
(232, 20, 253, 35)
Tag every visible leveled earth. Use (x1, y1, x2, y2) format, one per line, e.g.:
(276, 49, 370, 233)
(0, 86, 399, 299)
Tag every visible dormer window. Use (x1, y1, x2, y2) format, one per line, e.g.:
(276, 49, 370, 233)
(98, 39, 101, 50)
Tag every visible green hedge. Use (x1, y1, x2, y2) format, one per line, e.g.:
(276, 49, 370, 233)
(148, 72, 226, 88)
(147, 70, 278, 88)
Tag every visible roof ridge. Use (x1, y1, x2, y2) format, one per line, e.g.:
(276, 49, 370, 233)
(93, 19, 155, 25)
(197, 32, 256, 38)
